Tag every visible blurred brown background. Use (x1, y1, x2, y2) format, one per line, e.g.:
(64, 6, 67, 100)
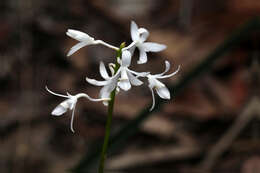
(1, 0, 260, 172)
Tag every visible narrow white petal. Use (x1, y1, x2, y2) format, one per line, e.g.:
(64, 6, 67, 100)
(149, 87, 156, 111)
(66, 29, 94, 42)
(67, 42, 88, 56)
(70, 106, 76, 133)
(51, 105, 67, 116)
(122, 50, 132, 67)
(99, 61, 109, 79)
(86, 77, 109, 86)
(128, 69, 149, 77)
(154, 61, 171, 77)
(109, 63, 115, 76)
(75, 93, 107, 102)
(45, 86, 69, 98)
(127, 71, 143, 86)
(137, 47, 147, 64)
(155, 86, 170, 99)
(142, 42, 167, 52)
(158, 65, 180, 79)
(131, 21, 139, 41)
(138, 28, 149, 42)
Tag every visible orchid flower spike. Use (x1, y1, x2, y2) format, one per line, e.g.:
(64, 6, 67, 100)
(66, 29, 119, 56)
(86, 50, 149, 103)
(147, 61, 180, 111)
(46, 86, 109, 132)
(123, 21, 167, 64)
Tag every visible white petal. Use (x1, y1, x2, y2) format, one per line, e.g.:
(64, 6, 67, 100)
(67, 42, 88, 56)
(61, 98, 76, 110)
(137, 47, 147, 64)
(99, 79, 119, 105)
(142, 42, 167, 52)
(70, 106, 76, 133)
(99, 61, 109, 79)
(155, 86, 170, 99)
(131, 21, 139, 41)
(100, 86, 111, 98)
(128, 69, 149, 77)
(99, 74, 119, 99)
(45, 86, 68, 98)
(138, 28, 149, 42)
(100, 86, 111, 106)
(154, 61, 171, 77)
(51, 105, 67, 116)
(66, 29, 94, 42)
(86, 77, 109, 86)
(120, 68, 128, 80)
(108, 73, 120, 91)
(149, 87, 155, 111)
(158, 65, 180, 79)
(118, 79, 131, 91)
(118, 69, 131, 91)
(122, 50, 132, 67)
(127, 71, 143, 86)
(109, 63, 115, 76)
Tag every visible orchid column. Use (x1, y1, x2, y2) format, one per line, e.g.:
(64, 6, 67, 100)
(46, 21, 179, 173)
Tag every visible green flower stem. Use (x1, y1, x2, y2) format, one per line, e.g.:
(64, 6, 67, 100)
(98, 43, 125, 173)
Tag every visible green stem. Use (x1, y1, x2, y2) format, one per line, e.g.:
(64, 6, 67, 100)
(98, 43, 125, 173)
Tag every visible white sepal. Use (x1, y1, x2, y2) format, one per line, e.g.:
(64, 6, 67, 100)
(143, 42, 167, 52)
(131, 21, 139, 42)
(147, 61, 179, 111)
(66, 29, 95, 42)
(155, 86, 170, 99)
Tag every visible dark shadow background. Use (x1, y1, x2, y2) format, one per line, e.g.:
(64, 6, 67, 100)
(1, 0, 260, 172)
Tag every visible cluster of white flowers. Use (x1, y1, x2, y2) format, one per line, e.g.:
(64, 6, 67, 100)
(47, 21, 180, 132)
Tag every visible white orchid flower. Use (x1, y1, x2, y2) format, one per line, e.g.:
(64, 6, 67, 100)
(117, 50, 149, 91)
(46, 86, 109, 132)
(86, 61, 120, 106)
(123, 21, 167, 64)
(86, 50, 149, 104)
(66, 29, 119, 56)
(147, 61, 180, 111)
